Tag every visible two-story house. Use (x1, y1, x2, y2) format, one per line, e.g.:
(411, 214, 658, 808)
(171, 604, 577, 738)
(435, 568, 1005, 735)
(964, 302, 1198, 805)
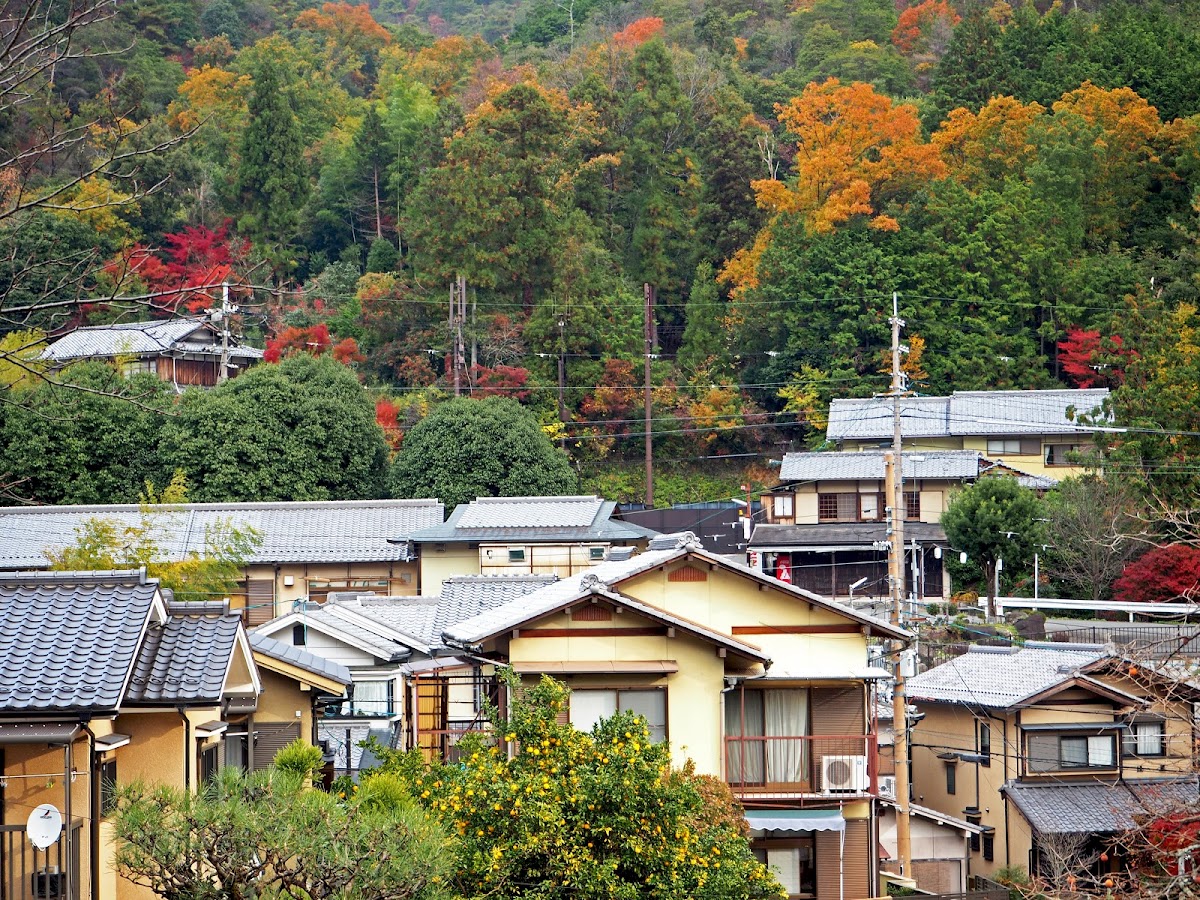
(440, 533, 910, 900)
(906, 643, 1199, 884)
(40, 317, 264, 387)
(0, 569, 349, 900)
(826, 389, 1110, 478)
(407, 495, 659, 593)
(0, 498, 445, 624)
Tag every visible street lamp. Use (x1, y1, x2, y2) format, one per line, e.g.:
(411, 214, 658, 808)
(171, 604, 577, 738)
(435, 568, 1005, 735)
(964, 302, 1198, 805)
(848, 575, 869, 603)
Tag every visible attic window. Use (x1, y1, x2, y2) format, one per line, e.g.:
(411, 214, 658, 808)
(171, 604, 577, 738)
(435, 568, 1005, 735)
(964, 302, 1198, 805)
(668, 565, 708, 583)
(589, 547, 606, 561)
(508, 549, 526, 562)
(293, 624, 306, 646)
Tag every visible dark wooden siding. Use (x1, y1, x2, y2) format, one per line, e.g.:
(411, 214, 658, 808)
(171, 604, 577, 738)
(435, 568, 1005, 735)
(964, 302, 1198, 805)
(817, 818, 870, 900)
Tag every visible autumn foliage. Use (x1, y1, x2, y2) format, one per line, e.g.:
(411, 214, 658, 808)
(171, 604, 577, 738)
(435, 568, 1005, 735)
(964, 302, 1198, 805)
(1113, 544, 1200, 604)
(1057, 327, 1128, 388)
(612, 17, 665, 48)
(892, 0, 960, 55)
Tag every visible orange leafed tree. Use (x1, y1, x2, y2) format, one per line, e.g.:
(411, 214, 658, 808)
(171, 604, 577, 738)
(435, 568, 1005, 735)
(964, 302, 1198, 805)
(294, 3, 392, 56)
(722, 79, 942, 295)
(403, 35, 497, 99)
(892, 0, 960, 55)
(612, 17, 664, 48)
(932, 95, 1046, 186)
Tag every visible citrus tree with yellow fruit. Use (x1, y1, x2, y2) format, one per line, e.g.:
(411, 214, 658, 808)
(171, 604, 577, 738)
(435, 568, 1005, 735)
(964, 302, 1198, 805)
(373, 673, 784, 900)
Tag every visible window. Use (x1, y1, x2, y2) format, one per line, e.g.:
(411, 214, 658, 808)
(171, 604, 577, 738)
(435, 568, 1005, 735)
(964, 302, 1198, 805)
(966, 813, 982, 852)
(224, 733, 249, 772)
(1124, 721, 1166, 757)
(725, 689, 810, 785)
(859, 494, 880, 521)
(307, 577, 389, 602)
(905, 491, 921, 521)
(571, 689, 666, 743)
(945, 761, 956, 795)
(100, 759, 117, 816)
(200, 744, 220, 785)
(982, 832, 994, 862)
(753, 840, 816, 899)
(978, 723, 991, 766)
(332, 680, 394, 717)
(817, 493, 856, 522)
(1061, 734, 1116, 768)
(1045, 443, 1080, 466)
(292, 623, 307, 646)
(589, 547, 606, 560)
(987, 439, 1022, 454)
(773, 494, 794, 519)
(120, 358, 158, 377)
(508, 548, 526, 562)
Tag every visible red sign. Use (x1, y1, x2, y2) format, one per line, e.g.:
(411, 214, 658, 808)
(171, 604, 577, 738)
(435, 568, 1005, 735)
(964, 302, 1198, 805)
(776, 557, 792, 584)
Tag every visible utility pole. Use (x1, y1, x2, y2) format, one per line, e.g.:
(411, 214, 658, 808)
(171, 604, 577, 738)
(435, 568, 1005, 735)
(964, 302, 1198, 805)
(885, 290, 913, 878)
(217, 280, 232, 384)
(643, 282, 655, 508)
(557, 312, 567, 424)
(450, 276, 466, 396)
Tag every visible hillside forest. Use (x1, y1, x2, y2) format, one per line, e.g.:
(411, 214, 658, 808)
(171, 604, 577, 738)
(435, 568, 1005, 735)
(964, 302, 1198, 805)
(3, 0, 1200, 512)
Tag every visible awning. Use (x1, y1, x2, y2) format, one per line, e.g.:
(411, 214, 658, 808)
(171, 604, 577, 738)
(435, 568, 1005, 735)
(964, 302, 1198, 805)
(195, 721, 228, 739)
(0, 723, 81, 744)
(745, 809, 846, 833)
(95, 733, 131, 751)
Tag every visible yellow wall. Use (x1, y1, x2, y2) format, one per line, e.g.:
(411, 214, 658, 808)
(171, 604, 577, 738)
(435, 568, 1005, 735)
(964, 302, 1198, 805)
(418, 547, 479, 593)
(257, 669, 317, 742)
(776, 480, 958, 526)
(837, 436, 1094, 479)
(226, 562, 419, 618)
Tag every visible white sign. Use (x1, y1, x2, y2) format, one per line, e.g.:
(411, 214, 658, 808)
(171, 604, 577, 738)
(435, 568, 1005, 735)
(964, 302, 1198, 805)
(27, 804, 62, 850)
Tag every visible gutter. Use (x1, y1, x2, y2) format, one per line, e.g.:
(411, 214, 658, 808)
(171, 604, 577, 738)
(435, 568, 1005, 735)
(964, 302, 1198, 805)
(178, 707, 191, 790)
(80, 722, 101, 899)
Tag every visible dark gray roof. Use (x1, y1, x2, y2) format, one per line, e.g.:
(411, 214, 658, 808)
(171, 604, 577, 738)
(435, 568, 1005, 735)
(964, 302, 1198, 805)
(0, 499, 444, 569)
(125, 603, 244, 704)
(0, 570, 162, 713)
(257, 605, 415, 662)
(827, 389, 1110, 441)
(780, 450, 983, 483)
(41, 317, 263, 362)
(907, 644, 1110, 708)
(1003, 778, 1199, 835)
(407, 496, 659, 544)
(249, 631, 352, 687)
(750, 522, 947, 550)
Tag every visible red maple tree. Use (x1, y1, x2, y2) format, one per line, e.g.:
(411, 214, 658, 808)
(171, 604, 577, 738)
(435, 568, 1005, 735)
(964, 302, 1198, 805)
(1057, 326, 1130, 388)
(1113, 544, 1200, 604)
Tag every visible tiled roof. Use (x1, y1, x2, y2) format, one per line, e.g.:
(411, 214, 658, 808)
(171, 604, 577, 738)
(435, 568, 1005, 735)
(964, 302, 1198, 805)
(41, 317, 263, 361)
(906, 644, 1110, 708)
(249, 631, 352, 686)
(258, 605, 415, 663)
(0, 499, 444, 569)
(826, 389, 1111, 441)
(0, 570, 162, 712)
(408, 496, 658, 544)
(1003, 778, 1199, 835)
(444, 535, 908, 647)
(779, 450, 983, 482)
(750, 521, 947, 550)
(125, 602, 244, 704)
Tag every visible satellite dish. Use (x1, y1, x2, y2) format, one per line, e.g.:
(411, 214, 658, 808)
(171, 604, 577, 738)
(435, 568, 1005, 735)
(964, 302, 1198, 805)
(27, 804, 62, 850)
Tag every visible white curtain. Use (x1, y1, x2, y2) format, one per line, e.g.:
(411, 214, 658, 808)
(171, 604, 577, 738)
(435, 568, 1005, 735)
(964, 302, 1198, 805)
(725, 691, 764, 784)
(354, 680, 389, 715)
(765, 690, 809, 783)
(570, 690, 617, 733)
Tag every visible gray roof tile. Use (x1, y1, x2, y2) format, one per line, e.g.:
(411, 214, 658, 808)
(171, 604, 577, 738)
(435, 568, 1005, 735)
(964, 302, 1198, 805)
(259, 606, 414, 662)
(41, 317, 263, 361)
(0, 499, 444, 569)
(408, 496, 658, 544)
(0, 570, 160, 712)
(249, 631, 352, 686)
(125, 603, 243, 704)
(1003, 778, 1199, 834)
(779, 450, 984, 482)
(907, 644, 1110, 708)
(827, 389, 1110, 441)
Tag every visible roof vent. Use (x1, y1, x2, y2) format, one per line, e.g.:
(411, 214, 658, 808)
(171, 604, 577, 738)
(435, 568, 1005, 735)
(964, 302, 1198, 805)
(607, 546, 635, 561)
(965, 644, 1020, 655)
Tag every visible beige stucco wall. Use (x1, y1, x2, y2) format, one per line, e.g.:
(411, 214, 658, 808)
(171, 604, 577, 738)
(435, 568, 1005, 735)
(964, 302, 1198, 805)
(418, 547, 480, 593)
(257, 669, 317, 742)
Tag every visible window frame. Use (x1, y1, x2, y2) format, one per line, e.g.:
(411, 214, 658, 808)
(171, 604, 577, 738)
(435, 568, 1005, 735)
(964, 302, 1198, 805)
(1044, 443, 1081, 467)
(982, 832, 994, 862)
(904, 491, 921, 521)
(773, 493, 795, 519)
(978, 722, 991, 767)
(1123, 721, 1166, 758)
(751, 837, 817, 900)
(331, 679, 396, 718)
(570, 687, 668, 744)
(1059, 733, 1117, 769)
(986, 438, 1022, 455)
(945, 760, 956, 795)
(99, 758, 118, 817)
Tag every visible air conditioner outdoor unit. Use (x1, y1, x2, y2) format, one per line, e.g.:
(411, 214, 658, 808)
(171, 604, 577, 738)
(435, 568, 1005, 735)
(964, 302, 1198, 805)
(878, 775, 897, 800)
(822, 754, 868, 794)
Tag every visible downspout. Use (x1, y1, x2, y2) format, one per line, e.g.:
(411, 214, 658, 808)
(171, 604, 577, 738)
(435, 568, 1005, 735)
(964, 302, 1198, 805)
(178, 707, 191, 790)
(81, 723, 101, 900)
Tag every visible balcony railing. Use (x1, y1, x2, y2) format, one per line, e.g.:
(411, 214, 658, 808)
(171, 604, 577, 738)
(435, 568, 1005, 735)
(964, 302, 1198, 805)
(724, 734, 877, 797)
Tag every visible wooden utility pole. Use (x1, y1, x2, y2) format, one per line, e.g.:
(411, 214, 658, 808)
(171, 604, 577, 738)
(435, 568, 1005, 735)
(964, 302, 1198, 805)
(217, 281, 232, 384)
(886, 290, 913, 877)
(450, 276, 466, 396)
(643, 282, 655, 507)
(557, 312, 568, 423)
